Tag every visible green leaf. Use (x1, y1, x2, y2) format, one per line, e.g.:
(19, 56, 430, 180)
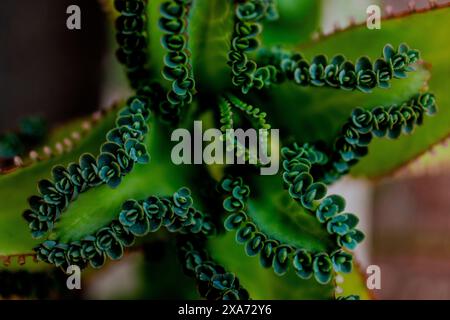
(0, 110, 118, 259)
(147, 0, 171, 80)
(395, 137, 450, 177)
(189, 0, 235, 92)
(118, 241, 199, 299)
(338, 261, 372, 300)
(48, 122, 196, 243)
(247, 174, 337, 253)
(262, 0, 321, 48)
(42, 117, 87, 148)
(216, 172, 367, 292)
(188, 0, 321, 94)
(0, 110, 199, 269)
(252, 64, 429, 171)
(208, 231, 335, 299)
(253, 6, 450, 179)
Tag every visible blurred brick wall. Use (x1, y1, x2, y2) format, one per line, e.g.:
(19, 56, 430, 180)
(383, 0, 450, 9)
(372, 175, 450, 299)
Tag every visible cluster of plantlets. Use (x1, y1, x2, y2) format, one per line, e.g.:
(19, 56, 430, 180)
(0, 0, 448, 300)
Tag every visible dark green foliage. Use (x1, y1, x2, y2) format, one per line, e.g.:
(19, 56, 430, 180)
(218, 175, 353, 284)
(258, 43, 420, 92)
(228, 0, 278, 94)
(177, 236, 249, 300)
(323, 93, 436, 183)
(0, 116, 47, 159)
(34, 187, 215, 270)
(219, 95, 271, 163)
(19, 117, 47, 143)
(0, 133, 24, 158)
(337, 295, 360, 300)
(115, 0, 151, 89)
(159, 0, 196, 123)
(23, 89, 161, 239)
(281, 143, 365, 251)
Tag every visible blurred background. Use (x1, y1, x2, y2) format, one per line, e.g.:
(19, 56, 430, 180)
(0, 0, 449, 299)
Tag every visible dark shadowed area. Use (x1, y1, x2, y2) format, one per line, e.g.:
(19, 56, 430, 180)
(0, 0, 106, 131)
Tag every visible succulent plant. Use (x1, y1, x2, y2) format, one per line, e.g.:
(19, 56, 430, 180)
(0, 0, 449, 300)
